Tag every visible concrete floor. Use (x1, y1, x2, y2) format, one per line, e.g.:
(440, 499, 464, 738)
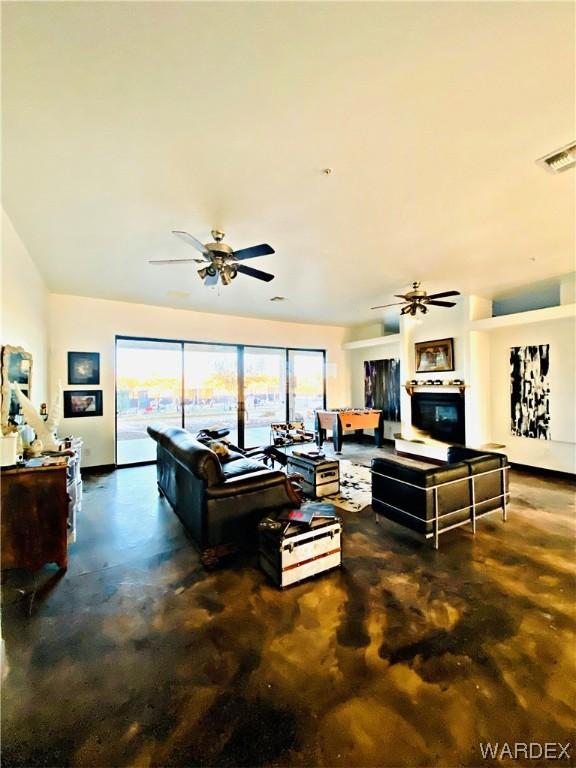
(1, 448, 575, 767)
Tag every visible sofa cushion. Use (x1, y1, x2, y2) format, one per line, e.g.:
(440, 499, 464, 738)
(206, 469, 290, 499)
(221, 457, 269, 480)
(371, 455, 468, 488)
(448, 446, 508, 466)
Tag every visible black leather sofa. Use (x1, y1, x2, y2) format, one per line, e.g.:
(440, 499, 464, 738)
(147, 424, 300, 566)
(371, 447, 509, 548)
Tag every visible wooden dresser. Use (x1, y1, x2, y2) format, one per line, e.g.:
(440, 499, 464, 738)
(1, 464, 70, 572)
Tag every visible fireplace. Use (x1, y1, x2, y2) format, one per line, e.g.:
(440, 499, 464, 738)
(411, 392, 465, 445)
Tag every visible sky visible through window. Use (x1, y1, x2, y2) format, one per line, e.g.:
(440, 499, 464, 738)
(116, 346, 322, 391)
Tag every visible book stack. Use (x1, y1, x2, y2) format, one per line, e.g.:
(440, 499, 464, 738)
(277, 502, 337, 526)
(291, 449, 325, 461)
(25, 455, 68, 468)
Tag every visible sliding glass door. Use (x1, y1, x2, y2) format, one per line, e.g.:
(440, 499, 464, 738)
(244, 347, 287, 448)
(116, 338, 182, 465)
(288, 350, 325, 430)
(183, 343, 239, 444)
(115, 336, 326, 464)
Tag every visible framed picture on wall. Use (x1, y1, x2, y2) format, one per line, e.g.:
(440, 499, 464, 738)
(64, 390, 103, 418)
(68, 351, 100, 385)
(415, 338, 454, 373)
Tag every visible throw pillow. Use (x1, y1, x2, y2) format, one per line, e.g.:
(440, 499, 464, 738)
(208, 440, 230, 459)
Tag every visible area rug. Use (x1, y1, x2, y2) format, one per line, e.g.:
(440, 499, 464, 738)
(326, 460, 372, 512)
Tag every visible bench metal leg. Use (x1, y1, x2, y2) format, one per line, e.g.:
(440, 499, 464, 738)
(433, 487, 439, 549)
(502, 466, 508, 522)
(470, 475, 477, 535)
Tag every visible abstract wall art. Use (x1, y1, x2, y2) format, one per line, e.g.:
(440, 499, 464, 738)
(364, 358, 400, 421)
(510, 345, 550, 439)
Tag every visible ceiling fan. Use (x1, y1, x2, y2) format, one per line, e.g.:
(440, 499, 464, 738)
(371, 282, 461, 315)
(149, 230, 275, 286)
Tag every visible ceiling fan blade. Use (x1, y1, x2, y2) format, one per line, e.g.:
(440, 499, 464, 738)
(426, 300, 457, 307)
(236, 264, 275, 282)
(426, 290, 461, 299)
(203, 271, 219, 287)
(149, 259, 200, 265)
(172, 230, 210, 257)
(232, 244, 275, 261)
(370, 302, 406, 310)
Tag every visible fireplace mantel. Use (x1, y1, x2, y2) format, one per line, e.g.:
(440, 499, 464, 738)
(404, 383, 467, 397)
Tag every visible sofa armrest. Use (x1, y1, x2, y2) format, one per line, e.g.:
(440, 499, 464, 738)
(148, 423, 223, 485)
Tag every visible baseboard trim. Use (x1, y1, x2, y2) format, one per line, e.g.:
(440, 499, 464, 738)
(510, 462, 575, 481)
(116, 460, 157, 469)
(324, 435, 395, 446)
(82, 464, 116, 474)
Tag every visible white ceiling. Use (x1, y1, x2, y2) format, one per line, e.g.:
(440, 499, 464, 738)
(3, 1, 575, 326)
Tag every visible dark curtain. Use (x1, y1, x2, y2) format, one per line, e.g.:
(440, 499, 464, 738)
(364, 359, 400, 421)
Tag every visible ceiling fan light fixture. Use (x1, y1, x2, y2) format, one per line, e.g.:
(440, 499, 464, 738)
(157, 229, 276, 287)
(219, 265, 238, 286)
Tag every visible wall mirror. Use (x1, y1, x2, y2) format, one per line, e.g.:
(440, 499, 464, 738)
(1, 345, 33, 426)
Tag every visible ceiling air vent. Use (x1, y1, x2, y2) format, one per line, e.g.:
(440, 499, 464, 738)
(536, 141, 576, 174)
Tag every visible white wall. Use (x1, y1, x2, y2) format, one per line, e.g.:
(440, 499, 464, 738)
(0, 209, 49, 409)
(399, 304, 469, 439)
(347, 297, 575, 472)
(490, 317, 575, 473)
(348, 341, 401, 440)
(49, 294, 350, 467)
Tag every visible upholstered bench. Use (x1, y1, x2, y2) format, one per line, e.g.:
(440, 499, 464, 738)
(371, 447, 509, 548)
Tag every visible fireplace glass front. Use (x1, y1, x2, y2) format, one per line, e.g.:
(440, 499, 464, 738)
(411, 392, 465, 444)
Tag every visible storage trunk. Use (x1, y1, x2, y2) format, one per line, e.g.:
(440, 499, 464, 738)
(259, 516, 342, 588)
(286, 455, 340, 498)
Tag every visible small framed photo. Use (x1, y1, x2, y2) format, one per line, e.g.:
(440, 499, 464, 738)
(415, 338, 454, 373)
(64, 390, 103, 418)
(68, 352, 100, 385)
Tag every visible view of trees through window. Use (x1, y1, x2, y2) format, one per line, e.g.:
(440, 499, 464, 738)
(116, 338, 325, 465)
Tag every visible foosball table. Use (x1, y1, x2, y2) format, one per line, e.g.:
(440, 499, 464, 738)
(315, 409, 384, 453)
